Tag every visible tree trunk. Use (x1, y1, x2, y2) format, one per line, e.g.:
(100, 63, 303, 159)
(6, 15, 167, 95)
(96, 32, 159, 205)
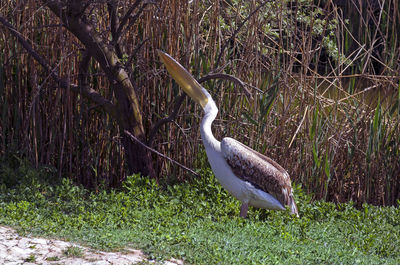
(121, 134, 155, 181)
(113, 85, 156, 180)
(45, 0, 156, 179)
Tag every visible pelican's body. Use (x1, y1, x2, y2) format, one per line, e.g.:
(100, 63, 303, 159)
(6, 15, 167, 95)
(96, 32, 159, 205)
(159, 50, 298, 217)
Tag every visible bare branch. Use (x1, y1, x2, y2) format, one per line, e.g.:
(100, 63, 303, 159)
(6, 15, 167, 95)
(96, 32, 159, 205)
(108, 1, 123, 58)
(198, 73, 254, 97)
(125, 130, 199, 177)
(116, 0, 142, 39)
(126, 38, 149, 68)
(0, 15, 117, 117)
(0, 16, 52, 74)
(148, 93, 186, 147)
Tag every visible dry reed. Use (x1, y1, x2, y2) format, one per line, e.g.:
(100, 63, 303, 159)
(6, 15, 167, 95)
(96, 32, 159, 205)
(0, 0, 399, 205)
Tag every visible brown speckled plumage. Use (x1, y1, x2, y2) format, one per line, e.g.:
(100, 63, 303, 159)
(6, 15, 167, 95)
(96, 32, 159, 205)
(221, 137, 296, 210)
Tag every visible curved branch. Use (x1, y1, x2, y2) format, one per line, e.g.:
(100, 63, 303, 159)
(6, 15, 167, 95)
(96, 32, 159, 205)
(148, 93, 186, 147)
(198, 73, 253, 97)
(116, 0, 156, 40)
(148, 72, 257, 146)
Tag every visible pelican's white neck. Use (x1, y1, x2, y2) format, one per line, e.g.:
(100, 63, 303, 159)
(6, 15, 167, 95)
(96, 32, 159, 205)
(200, 97, 220, 151)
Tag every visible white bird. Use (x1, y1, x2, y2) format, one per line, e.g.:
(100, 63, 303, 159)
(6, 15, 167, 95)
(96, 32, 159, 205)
(158, 50, 298, 218)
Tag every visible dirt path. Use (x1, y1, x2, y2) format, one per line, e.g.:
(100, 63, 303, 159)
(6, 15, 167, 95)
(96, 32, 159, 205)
(0, 226, 183, 264)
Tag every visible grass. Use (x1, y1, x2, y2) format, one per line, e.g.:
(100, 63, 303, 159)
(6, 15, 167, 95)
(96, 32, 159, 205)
(46, 256, 60, 261)
(63, 246, 84, 258)
(0, 160, 399, 264)
(24, 254, 36, 262)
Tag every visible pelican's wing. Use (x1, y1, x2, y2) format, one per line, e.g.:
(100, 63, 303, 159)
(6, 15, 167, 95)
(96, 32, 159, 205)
(221, 137, 297, 214)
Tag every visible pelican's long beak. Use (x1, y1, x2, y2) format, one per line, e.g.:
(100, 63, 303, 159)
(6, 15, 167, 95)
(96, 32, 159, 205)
(158, 50, 208, 108)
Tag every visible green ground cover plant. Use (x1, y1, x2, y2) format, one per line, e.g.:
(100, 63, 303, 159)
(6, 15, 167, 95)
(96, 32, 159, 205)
(1, 158, 399, 264)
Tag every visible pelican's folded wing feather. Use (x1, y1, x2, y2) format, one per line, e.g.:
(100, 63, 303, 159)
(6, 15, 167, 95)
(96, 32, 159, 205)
(221, 137, 293, 207)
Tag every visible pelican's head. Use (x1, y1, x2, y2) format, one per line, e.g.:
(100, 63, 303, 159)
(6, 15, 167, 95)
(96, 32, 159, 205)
(158, 50, 209, 109)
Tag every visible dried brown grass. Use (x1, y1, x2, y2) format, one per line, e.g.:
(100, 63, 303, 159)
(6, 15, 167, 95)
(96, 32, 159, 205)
(1, 0, 399, 205)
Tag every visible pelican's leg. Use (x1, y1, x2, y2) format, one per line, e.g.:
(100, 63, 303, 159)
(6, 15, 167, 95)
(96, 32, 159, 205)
(240, 203, 248, 218)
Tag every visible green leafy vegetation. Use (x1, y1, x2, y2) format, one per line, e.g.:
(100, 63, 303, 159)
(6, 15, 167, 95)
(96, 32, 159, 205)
(1, 160, 399, 264)
(24, 254, 36, 262)
(46, 256, 60, 261)
(63, 246, 84, 258)
(218, 0, 345, 62)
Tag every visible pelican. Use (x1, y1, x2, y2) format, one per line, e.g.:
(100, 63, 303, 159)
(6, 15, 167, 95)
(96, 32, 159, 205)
(158, 50, 298, 218)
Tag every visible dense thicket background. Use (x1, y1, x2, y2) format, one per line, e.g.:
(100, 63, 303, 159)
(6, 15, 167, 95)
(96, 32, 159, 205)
(1, 0, 399, 206)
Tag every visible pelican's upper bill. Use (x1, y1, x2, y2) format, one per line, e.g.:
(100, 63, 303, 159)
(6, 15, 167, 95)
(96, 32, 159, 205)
(158, 50, 208, 108)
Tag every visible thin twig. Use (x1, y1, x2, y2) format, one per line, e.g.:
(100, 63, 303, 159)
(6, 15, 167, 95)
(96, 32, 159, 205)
(289, 106, 308, 148)
(126, 38, 149, 68)
(124, 130, 199, 177)
(148, 93, 186, 147)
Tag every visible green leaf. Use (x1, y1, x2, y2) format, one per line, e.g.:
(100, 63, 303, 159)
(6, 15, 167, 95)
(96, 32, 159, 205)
(324, 153, 330, 180)
(372, 99, 381, 134)
(312, 143, 320, 168)
(310, 106, 319, 141)
(242, 112, 258, 126)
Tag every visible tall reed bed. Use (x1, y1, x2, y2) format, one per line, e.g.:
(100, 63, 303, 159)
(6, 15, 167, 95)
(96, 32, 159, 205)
(1, 0, 399, 205)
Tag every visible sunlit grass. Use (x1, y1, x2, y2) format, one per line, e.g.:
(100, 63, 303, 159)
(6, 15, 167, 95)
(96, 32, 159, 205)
(0, 160, 399, 264)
